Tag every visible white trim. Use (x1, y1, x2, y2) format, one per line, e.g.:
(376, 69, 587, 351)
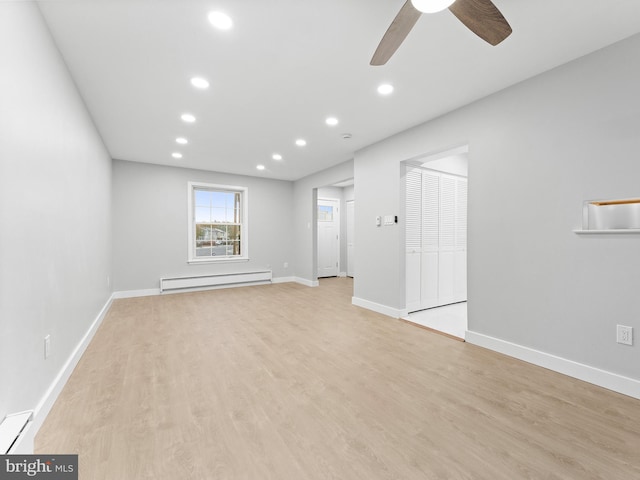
(351, 297, 404, 318)
(272, 276, 295, 284)
(13, 293, 115, 454)
(338, 272, 347, 278)
(294, 277, 319, 287)
(466, 331, 640, 400)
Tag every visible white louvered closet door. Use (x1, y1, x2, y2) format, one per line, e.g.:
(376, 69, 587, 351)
(405, 167, 467, 313)
(405, 168, 422, 312)
(421, 171, 440, 309)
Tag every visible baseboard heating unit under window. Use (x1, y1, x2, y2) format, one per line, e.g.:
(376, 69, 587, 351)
(160, 270, 272, 293)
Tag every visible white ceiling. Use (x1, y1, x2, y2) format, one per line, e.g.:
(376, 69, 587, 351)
(37, 0, 640, 181)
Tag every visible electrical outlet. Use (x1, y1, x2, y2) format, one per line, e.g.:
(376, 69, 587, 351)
(616, 325, 633, 346)
(44, 335, 51, 359)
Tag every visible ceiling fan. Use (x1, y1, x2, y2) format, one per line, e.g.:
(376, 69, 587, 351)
(371, 0, 512, 66)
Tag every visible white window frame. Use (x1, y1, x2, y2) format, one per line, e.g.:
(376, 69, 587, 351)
(187, 181, 249, 264)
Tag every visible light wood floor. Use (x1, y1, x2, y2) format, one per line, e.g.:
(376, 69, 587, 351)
(36, 278, 640, 479)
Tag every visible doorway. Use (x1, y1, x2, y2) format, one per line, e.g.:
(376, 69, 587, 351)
(317, 198, 340, 278)
(403, 146, 468, 339)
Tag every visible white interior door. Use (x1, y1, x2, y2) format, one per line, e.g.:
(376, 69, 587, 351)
(346, 200, 355, 277)
(317, 198, 340, 278)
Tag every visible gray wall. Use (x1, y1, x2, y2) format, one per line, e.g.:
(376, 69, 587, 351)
(112, 160, 294, 291)
(0, 3, 112, 421)
(292, 160, 353, 283)
(354, 33, 640, 380)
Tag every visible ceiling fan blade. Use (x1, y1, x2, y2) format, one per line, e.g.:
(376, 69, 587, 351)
(448, 0, 512, 46)
(370, 1, 422, 66)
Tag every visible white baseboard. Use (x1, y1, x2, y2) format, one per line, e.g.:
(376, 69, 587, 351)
(14, 293, 116, 453)
(338, 272, 347, 278)
(352, 297, 403, 318)
(272, 276, 295, 284)
(294, 277, 319, 287)
(113, 288, 160, 299)
(1, 411, 33, 454)
(465, 331, 640, 400)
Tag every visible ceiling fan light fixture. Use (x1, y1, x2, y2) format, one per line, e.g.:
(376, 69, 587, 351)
(411, 0, 456, 14)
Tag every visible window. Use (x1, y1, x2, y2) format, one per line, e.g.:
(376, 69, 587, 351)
(318, 205, 334, 222)
(188, 182, 248, 263)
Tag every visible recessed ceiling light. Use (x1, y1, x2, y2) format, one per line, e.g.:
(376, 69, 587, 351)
(181, 113, 196, 123)
(295, 139, 307, 147)
(377, 83, 394, 95)
(190, 77, 210, 89)
(325, 117, 339, 126)
(256, 164, 265, 171)
(176, 137, 188, 145)
(172, 152, 183, 159)
(272, 153, 283, 161)
(208, 11, 233, 30)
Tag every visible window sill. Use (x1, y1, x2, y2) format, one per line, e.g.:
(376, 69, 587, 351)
(188, 257, 250, 265)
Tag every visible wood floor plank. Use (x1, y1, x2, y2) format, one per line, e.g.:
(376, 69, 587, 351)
(36, 278, 640, 479)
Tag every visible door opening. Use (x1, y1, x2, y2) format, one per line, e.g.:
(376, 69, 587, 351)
(403, 146, 468, 339)
(317, 198, 340, 278)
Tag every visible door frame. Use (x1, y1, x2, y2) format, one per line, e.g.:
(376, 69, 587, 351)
(401, 143, 469, 316)
(346, 199, 355, 278)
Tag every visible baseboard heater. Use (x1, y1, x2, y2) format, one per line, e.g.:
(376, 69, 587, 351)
(160, 270, 272, 293)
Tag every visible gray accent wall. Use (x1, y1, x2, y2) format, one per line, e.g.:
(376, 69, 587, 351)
(0, 3, 112, 421)
(112, 160, 294, 291)
(354, 33, 640, 380)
